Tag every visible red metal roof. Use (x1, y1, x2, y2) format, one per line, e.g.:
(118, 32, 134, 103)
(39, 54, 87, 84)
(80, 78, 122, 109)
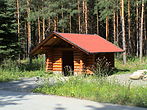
(30, 32, 124, 55)
(55, 32, 124, 53)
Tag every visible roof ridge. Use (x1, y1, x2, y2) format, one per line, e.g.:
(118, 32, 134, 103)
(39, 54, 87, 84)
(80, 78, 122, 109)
(54, 31, 99, 36)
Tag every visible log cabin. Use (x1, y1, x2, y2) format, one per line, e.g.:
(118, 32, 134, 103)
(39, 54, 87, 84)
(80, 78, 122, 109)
(30, 32, 124, 75)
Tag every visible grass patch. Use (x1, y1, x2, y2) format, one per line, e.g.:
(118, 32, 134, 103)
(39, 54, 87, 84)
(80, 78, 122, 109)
(0, 57, 52, 82)
(33, 76, 147, 108)
(114, 56, 147, 74)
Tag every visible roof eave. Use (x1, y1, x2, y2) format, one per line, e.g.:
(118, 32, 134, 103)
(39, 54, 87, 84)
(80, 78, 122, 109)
(89, 50, 125, 54)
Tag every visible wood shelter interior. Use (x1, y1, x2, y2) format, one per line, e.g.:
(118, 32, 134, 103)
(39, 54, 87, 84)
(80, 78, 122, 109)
(42, 34, 114, 75)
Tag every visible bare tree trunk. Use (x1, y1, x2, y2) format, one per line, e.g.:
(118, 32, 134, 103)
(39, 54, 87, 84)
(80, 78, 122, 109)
(97, 12, 99, 35)
(140, 0, 144, 62)
(82, 0, 85, 33)
(24, 21, 27, 59)
(128, 0, 131, 54)
(113, 11, 116, 43)
(69, 15, 72, 33)
(144, 13, 147, 55)
(47, 17, 51, 33)
(116, 12, 119, 44)
(121, 0, 127, 64)
(42, 18, 45, 40)
(27, 0, 31, 54)
(136, 0, 139, 57)
(54, 17, 58, 31)
(78, 0, 81, 33)
(16, 0, 20, 60)
(84, 0, 88, 34)
(62, 5, 64, 33)
(16, 0, 20, 37)
(38, 17, 41, 43)
(106, 16, 109, 40)
(27, 0, 32, 62)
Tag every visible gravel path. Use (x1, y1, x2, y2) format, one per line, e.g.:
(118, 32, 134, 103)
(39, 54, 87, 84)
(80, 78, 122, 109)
(107, 73, 147, 87)
(0, 77, 38, 92)
(0, 76, 68, 92)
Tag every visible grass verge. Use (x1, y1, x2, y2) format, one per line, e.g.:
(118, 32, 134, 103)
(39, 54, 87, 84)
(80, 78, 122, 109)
(0, 57, 52, 82)
(114, 56, 147, 74)
(33, 76, 147, 108)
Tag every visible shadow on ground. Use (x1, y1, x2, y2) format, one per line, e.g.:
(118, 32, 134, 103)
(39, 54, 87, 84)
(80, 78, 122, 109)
(111, 68, 130, 75)
(0, 90, 28, 107)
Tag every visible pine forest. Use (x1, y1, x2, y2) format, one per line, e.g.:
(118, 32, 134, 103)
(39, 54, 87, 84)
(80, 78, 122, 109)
(0, 0, 147, 63)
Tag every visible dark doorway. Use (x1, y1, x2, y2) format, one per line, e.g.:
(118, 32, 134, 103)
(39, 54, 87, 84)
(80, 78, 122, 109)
(62, 51, 74, 76)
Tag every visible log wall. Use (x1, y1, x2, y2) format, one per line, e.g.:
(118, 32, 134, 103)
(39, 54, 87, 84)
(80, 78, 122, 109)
(73, 50, 84, 74)
(45, 48, 114, 75)
(46, 50, 53, 71)
(52, 50, 62, 71)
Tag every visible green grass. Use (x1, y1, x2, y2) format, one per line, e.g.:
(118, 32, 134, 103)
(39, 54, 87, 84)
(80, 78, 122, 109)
(114, 56, 147, 74)
(33, 76, 147, 108)
(0, 57, 52, 82)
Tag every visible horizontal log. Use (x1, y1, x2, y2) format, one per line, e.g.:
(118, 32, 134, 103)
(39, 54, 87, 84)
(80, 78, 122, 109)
(53, 66, 62, 68)
(46, 62, 52, 64)
(74, 64, 80, 66)
(47, 68, 53, 70)
(53, 69, 62, 71)
(53, 65, 62, 67)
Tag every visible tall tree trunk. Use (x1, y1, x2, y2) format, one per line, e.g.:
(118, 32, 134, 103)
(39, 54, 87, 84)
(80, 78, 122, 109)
(54, 17, 58, 31)
(42, 18, 45, 40)
(38, 17, 41, 43)
(116, 12, 119, 44)
(16, 0, 20, 60)
(121, 0, 127, 64)
(62, 5, 64, 33)
(140, 0, 144, 62)
(16, 0, 20, 37)
(84, 0, 88, 34)
(82, 0, 85, 33)
(106, 16, 109, 40)
(128, 0, 131, 54)
(69, 15, 72, 33)
(136, 0, 139, 57)
(97, 12, 99, 35)
(78, 0, 81, 33)
(47, 17, 51, 33)
(144, 14, 147, 55)
(26, 0, 31, 62)
(113, 11, 116, 43)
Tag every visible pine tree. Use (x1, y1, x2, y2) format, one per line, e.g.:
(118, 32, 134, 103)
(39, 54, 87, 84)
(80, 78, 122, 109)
(0, 0, 19, 61)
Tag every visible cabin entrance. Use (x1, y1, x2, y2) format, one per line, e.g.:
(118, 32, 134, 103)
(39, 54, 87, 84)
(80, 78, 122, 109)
(62, 51, 74, 76)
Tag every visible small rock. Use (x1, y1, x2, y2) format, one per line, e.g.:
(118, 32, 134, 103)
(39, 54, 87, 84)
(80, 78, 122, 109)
(129, 70, 147, 80)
